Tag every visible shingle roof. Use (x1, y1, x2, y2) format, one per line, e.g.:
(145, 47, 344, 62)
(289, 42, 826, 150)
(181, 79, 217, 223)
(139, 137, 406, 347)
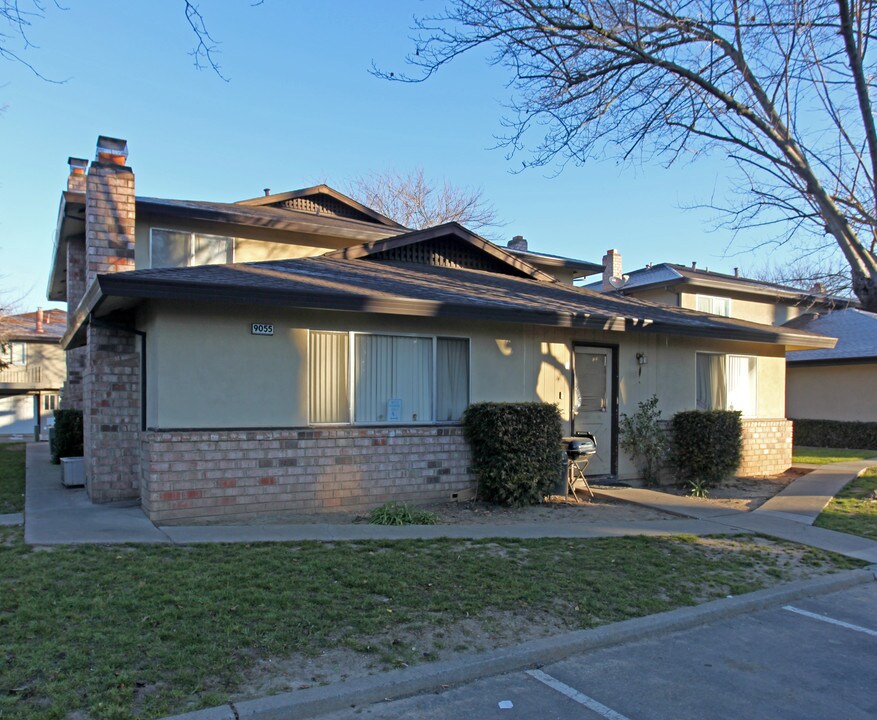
(91, 256, 834, 349)
(785, 308, 877, 363)
(1, 310, 67, 341)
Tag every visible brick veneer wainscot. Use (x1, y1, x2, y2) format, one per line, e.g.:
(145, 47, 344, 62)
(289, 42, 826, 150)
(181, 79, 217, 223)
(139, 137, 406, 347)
(738, 418, 793, 476)
(141, 426, 474, 523)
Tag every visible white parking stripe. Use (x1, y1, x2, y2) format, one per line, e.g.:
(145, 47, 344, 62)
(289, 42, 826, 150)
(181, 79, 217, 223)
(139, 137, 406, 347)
(783, 605, 877, 638)
(525, 669, 634, 720)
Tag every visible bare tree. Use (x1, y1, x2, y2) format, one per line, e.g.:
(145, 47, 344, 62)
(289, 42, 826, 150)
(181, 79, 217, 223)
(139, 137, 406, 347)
(379, 0, 877, 310)
(747, 252, 854, 297)
(347, 168, 504, 234)
(1, 1, 236, 80)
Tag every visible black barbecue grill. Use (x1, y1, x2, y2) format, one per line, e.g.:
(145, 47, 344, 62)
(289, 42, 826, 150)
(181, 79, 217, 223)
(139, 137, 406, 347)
(565, 434, 597, 500)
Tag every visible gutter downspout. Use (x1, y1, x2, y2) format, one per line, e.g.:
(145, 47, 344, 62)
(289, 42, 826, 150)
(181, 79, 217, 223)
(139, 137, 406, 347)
(88, 315, 147, 431)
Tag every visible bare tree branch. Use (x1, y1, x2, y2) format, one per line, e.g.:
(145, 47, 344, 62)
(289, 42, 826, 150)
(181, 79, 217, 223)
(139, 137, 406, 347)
(378, 0, 877, 309)
(346, 168, 505, 237)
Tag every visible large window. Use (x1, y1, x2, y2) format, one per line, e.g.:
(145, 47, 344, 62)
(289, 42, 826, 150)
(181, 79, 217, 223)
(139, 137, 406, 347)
(696, 295, 732, 317)
(696, 353, 757, 416)
(150, 228, 234, 268)
(0, 342, 26, 366)
(309, 332, 469, 424)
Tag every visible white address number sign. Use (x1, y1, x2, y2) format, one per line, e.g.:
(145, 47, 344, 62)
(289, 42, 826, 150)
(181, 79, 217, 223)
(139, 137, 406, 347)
(251, 323, 274, 336)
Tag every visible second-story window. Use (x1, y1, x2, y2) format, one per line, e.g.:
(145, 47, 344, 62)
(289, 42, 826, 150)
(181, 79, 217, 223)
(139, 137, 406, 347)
(150, 229, 234, 269)
(696, 294, 732, 317)
(0, 342, 26, 366)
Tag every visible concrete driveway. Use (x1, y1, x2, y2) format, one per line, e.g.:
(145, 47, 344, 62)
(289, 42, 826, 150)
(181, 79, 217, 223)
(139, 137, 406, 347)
(318, 582, 877, 720)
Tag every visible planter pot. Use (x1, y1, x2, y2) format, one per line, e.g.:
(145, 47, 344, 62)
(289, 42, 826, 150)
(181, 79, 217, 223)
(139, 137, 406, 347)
(60, 457, 85, 488)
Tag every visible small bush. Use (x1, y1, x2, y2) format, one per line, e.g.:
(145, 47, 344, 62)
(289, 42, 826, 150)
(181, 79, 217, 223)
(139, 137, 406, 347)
(368, 501, 438, 526)
(51, 409, 83, 464)
(792, 418, 877, 450)
(462, 402, 563, 506)
(670, 410, 742, 488)
(619, 395, 667, 487)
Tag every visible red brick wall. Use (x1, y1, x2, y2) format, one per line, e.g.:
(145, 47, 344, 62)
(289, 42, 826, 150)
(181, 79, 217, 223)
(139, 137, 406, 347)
(738, 418, 792, 476)
(62, 237, 86, 410)
(141, 426, 474, 524)
(83, 322, 141, 502)
(85, 162, 135, 285)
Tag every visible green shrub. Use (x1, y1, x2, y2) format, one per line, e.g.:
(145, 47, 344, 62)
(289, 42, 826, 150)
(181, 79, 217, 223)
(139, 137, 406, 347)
(51, 409, 83, 464)
(619, 395, 667, 487)
(462, 402, 563, 506)
(792, 418, 877, 450)
(670, 410, 742, 488)
(368, 501, 439, 526)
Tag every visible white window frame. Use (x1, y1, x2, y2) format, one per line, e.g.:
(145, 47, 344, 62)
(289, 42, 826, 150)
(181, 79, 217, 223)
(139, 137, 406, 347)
(308, 330, 471, 425)
(1, 341, 26, 366)
(149, 227, 235, 268)
(694, 351, 758, 417)
(695, 294, 732, 317)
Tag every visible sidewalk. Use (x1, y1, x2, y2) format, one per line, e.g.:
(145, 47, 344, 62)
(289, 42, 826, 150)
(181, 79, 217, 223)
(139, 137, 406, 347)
(22, 442, 877, 563)
(22, 443, 729, 545)
(593, 456, 877, 564)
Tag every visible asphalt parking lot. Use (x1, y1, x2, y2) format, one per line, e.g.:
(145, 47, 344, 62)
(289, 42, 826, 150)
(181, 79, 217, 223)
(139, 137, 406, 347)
(319, 581, 877, 720)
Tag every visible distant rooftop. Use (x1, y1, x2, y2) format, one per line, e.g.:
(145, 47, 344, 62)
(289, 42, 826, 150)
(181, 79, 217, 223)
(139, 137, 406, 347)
(1, 310, 67, 341)
(785, 308, 877, 363)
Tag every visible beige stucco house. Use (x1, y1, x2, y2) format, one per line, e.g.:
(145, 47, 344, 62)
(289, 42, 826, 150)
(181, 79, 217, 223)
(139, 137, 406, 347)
(47, 136, 834, 523)
(0, 309, 67, 437)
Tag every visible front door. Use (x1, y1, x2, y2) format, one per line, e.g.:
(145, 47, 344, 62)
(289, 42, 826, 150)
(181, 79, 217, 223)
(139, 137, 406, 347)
(573, 346, 615, 476)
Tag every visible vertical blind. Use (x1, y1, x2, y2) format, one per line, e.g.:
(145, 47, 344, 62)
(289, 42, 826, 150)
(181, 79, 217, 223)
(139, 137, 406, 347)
(309, 331, 350, 423)
(309, 333, 469, 424)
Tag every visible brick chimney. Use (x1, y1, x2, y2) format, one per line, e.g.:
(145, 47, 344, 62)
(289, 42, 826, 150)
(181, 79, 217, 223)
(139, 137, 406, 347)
(67, 157, 88, 193)
(602, 249, 623, 291)
(35, 308, 44, 334)
(85, 136, 135, 288)
(508, 235, 528, 251)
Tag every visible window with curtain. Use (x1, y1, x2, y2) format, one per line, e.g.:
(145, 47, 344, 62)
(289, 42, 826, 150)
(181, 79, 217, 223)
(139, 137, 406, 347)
(696, 295, 732, 317)
(151, 228, 234, 268)
(309, 332, 350, 423)
(696, 353, 757, 416)
(0, 342, 26, 366)
(309, 332, 469, 424)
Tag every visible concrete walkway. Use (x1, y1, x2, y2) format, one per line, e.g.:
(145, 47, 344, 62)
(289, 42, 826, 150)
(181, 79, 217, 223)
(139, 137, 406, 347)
(21, 443, 877, 563)
(593, 457, 877, 564)
(22, 443, 729, 545)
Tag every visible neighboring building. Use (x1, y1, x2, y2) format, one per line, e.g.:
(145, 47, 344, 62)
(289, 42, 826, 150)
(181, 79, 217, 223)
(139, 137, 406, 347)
(0, 309, 67, 436)
(783, 309, 877, 423)
(587, 251, 853, 326)
(47, 136, 834, 523)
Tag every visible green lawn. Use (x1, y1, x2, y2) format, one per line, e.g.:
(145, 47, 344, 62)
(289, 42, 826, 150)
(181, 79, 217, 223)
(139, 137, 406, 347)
(792, 446, 877, 465)
(0, 443, 25, 514)
(0, 527, 862, 720)
(814, 468, 877, 541)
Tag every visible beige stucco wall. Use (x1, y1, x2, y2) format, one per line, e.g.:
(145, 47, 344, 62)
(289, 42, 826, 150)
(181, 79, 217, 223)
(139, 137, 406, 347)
(134, 213, 361, 270)
(142, 301, 789, 477)
(677, 291, 809, 326)
(787, 363, 877, 422)
(630, 288, 680, 306)
(0, 340, 66, 390)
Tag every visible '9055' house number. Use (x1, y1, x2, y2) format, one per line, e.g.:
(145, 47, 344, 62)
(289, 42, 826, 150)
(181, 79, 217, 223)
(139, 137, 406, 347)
(251, 323, 274, 336)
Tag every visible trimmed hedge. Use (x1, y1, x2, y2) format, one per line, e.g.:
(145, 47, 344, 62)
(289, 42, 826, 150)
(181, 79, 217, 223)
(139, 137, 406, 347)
(51, 409, 83, 464)
(670, 410, 742, 487)
(792, 418, 877, 450)
(462, 402, 563, 506)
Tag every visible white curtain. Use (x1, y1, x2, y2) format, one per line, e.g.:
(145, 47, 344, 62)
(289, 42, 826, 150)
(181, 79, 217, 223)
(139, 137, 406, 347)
(309, 332, 349, 423)
(355, 335, 432, 422)
(726, 356, 757, 416)
(151, 229, 189, 268)
(193, 234, 234, 265)
(436, 338, 469, 421)
(696, 353, 727, 410)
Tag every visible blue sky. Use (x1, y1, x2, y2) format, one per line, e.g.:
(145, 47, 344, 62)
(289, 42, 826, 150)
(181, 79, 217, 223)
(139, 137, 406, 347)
(1, 1, 802, 311)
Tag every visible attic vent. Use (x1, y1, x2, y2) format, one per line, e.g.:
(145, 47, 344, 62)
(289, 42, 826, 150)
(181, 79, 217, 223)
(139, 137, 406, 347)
(367, 237, 527, 276)
(267, 193, 375, 223)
